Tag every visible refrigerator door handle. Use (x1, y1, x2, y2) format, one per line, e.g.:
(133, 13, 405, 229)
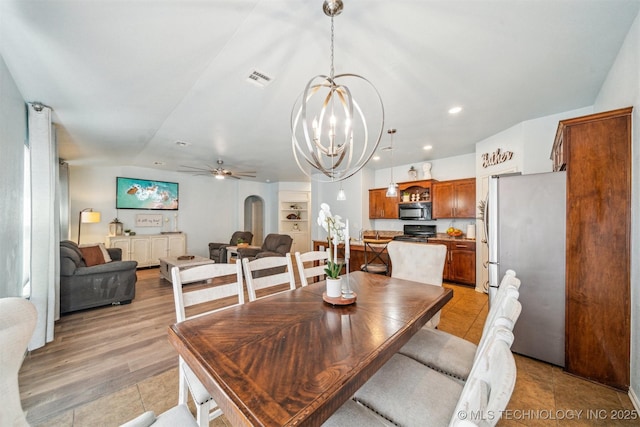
(482, 193, 490, 247)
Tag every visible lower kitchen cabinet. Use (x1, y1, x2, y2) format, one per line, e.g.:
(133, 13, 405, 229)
(429, 239, 476, 286)
(106, 233, 186, 267)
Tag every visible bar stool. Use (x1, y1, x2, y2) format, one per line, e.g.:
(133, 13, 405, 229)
(360, 238, 391, 275)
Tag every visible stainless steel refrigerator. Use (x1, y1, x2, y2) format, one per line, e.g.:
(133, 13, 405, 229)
(486, 171, 566, 367)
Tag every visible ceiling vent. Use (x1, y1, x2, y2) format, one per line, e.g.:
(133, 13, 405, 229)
(246, 70, 273, 88)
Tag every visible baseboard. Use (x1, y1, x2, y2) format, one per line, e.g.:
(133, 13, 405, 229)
(629, 387, 640, 412)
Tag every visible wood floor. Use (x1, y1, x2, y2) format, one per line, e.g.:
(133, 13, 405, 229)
(19, 268, 638, 426)
(19, 268, 191, 424)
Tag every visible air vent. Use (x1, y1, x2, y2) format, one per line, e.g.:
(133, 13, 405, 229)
(246, 69, 273, 87)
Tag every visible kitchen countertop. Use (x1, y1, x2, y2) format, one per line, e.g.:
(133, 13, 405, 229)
(429, 234, 477, 242)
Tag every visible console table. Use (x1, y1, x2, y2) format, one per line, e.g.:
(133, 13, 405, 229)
(106, 233, 186, 268)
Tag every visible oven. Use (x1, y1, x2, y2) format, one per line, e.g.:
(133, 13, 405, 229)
(393, 224, 437, 242)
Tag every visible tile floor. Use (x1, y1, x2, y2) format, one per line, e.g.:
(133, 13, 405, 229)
(32, 282, 638, 426)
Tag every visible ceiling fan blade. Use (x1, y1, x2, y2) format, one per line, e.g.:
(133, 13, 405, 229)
(180, 160, 257, 179)
(178, 165, 211, 172)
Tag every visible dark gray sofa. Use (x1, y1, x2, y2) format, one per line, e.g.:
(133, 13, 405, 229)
(60, 240, 138, 314)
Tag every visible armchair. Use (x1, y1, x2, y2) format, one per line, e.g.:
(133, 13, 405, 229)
(60, 240, 138, 314)
(208, 231, 254, 263)
(237, 233, 293, 261)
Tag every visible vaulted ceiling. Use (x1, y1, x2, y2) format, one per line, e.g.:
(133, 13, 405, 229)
(1, 0, 638, 182)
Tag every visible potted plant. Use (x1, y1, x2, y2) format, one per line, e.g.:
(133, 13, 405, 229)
(317, 204, 345, 297)
(236, 238, 249, 248)
(124, 229, 131, 236)
(402, 192, 411, 202)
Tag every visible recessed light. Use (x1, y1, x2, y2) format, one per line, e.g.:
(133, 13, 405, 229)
(373, 155, 381, 161)
(423, 145, 433, 150)
(448, 106, 462, 114)
(175, 140, 190, 147)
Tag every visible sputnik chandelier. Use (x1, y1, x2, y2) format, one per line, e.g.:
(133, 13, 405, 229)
(291, 0, 384, 182)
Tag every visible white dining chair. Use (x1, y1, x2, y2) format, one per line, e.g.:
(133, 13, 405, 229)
(449, 328, 517, 426)
(399, 277, 521, 383)
(120, 404, 198, 427)
(171, 262, 245, 427)
(342, 327, 516, 427)
(321, 399, 394, 427)
(294, 250, 329, 287)
(387, 240, 447, 328)
(0, 297, 37, 427)
(242, 253, 296, 301)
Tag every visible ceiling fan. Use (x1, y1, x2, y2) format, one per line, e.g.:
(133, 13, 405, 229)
(179, 159, 256, 180)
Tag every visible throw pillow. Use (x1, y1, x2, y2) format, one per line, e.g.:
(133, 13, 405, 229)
(80, 242, 112, 262)
(79, 245, 106, 267)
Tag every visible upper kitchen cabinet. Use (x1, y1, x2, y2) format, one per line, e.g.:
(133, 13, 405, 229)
(368, 188, 398, 219)
(432, 178, 476, 219)
(398, 179, 434, 203)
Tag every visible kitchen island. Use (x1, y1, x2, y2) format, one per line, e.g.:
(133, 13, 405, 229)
(312, 235, 477, 286)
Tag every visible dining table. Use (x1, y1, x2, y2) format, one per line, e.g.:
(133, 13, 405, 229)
(167, 270, 453, 427)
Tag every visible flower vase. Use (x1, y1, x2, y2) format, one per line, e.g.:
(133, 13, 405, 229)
(326, 277, 342, 298)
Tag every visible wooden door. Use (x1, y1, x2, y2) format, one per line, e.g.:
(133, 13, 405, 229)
(369, 188, 397, 219)
(381, 192, 398, 219)
(432, 182, 454, 218)
(454, 179, 476, 218)
(368, 189, 382, 218)
(564, 107, 631, 390)
(449, 241, 476, 285)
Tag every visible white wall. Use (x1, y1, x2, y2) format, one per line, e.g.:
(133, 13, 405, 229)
(311, 170, 370, 241)
(472, 106, 594, 292)
(0, 55, 27, 298)
(70, 165, 277, 258)
(593, 9, 640, 409)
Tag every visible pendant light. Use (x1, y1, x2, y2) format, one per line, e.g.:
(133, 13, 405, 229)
(291, 0, 384, 182)
(337, 183, 346, 200)
(385, 129, 398, 197)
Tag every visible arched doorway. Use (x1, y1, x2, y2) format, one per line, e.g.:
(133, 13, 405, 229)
(244, 195, 264, 245)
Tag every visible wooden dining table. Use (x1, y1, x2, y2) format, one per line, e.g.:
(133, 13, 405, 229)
(168, 270, 453, 427)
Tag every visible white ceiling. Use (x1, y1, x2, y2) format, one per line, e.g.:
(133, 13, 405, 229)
(1, 0, 638, 182)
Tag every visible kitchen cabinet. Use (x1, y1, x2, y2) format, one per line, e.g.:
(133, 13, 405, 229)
(369, 179, 436, 219)
(559, 107, 631, 390)
(368, 188, 398, 219)
(106, 233, 186, 268)
(279, 191, 310, 253)
(429, 238, 476, 286)
(398, 179, 434, 203)
(432, 178, 476, 219)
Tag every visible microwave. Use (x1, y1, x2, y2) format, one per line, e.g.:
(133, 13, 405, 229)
(398, 202, 432, 221)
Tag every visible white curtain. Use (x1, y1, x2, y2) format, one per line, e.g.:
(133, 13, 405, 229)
(28, 103, 59, 350)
